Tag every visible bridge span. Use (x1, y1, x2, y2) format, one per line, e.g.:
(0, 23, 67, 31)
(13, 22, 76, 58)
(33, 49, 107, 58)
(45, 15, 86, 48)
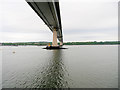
(26, 0, 63, 46)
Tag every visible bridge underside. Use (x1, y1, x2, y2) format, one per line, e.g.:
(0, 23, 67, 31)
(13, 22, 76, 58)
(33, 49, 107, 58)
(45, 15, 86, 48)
(26, 0, 63, 46)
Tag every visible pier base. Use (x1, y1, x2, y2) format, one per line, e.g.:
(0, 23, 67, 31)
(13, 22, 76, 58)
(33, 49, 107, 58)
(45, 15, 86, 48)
(43, 46, 67, 49)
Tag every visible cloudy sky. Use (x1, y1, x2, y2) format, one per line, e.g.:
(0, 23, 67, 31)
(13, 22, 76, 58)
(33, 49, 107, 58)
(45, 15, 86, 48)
(0, 0, 119, 42)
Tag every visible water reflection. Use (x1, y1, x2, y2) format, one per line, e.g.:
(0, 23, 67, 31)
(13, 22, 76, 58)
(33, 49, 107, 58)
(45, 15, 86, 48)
(39, 50, 69, 88)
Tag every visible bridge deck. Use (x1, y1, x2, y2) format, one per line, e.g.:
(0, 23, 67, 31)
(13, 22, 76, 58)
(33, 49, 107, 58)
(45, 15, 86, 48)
(26, 0, 63, 43)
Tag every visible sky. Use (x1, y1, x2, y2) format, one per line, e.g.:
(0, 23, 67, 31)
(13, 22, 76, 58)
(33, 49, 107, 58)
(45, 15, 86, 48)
(0, 0, 119, 42)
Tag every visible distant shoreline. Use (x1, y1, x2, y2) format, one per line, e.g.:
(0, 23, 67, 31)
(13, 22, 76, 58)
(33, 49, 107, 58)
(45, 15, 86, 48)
(0, 44, 120, 47)
(1, 41, 119, 46)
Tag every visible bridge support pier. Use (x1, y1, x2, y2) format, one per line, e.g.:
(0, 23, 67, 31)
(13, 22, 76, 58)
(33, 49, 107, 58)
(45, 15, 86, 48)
(52, 29, 58, 46)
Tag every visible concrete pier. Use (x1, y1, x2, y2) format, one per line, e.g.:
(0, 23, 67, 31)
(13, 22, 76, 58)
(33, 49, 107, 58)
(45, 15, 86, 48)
(52, 29, 58, 46)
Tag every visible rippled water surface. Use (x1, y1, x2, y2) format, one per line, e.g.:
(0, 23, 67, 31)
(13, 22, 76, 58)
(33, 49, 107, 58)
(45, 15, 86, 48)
(2, 45, 118, 88)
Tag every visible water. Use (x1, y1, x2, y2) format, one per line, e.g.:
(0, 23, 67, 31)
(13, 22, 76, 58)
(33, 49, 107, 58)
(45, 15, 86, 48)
(1, 45, 118, 88)
(0, 47, 2, 89)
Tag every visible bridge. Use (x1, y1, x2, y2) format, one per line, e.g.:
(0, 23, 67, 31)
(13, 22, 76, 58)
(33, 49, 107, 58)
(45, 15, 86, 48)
(26, 0, 63, 47)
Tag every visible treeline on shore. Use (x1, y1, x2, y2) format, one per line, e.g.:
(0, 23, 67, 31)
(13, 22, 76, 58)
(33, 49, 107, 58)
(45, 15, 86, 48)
(1, 41, 120, 46)
(64, 41, 120, 45)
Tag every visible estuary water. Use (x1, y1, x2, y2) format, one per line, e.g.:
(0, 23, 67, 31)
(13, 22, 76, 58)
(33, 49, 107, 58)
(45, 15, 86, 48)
(1, 45, 118, 88)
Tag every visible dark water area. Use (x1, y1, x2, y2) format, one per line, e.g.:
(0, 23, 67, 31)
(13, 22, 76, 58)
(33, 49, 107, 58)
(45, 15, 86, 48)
(1, 45, 118, 88)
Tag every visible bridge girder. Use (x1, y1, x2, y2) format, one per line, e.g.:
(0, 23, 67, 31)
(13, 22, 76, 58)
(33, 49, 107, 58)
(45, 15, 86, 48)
(26, 0, 63, 43)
